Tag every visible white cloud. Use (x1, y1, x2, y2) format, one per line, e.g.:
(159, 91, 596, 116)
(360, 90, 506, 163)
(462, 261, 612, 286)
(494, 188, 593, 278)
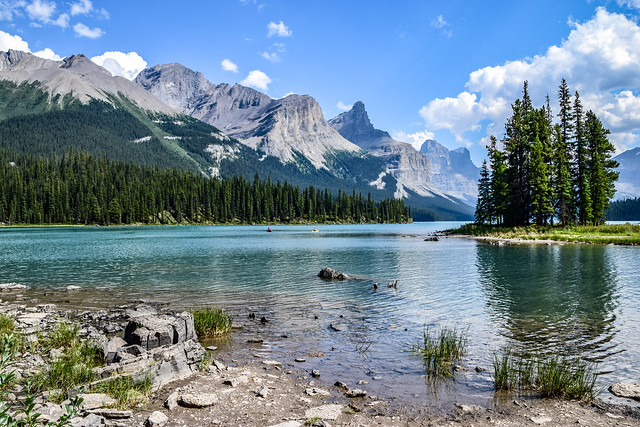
(393, 130, 437, 150)
(337, 101, 352, 111)
(0, 1, 26, 21)
(70, 0, 92, 16)
(267, 21, 292, 37)
(240, 70, 271, 91)
(33, 47, 60, 60)
(261, 51, 280, 62)
(73, 22, 103, 38)
(26, 0, 55, 22)
(91, 51, 147, 80)
(0, 30, 30, 51)
(420, 8, 640, 150)
(53, 12, 68, 27)
(617, 0, 640, 9)
(0, 30, 61, 61)
(221, 59, 238, 72)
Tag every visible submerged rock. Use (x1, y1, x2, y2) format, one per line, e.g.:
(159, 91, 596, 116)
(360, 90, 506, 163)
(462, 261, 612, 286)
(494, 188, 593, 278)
(318, 267, 349, 280)
(609, 383, 640, 401)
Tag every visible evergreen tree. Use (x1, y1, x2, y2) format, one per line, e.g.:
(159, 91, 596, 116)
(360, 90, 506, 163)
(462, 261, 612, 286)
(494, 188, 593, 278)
(475, 160, 491, 224)
(586, 111, 618, 225)
(556, 79, 575, 223)
(573, 91, 592, 224)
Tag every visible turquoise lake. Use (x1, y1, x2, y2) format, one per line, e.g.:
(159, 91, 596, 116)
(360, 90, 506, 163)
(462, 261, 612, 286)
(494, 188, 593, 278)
(1, 222, 639, 406)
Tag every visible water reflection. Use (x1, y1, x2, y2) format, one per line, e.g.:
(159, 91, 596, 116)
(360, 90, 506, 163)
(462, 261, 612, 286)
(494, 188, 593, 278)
(477, 243, 620, 362)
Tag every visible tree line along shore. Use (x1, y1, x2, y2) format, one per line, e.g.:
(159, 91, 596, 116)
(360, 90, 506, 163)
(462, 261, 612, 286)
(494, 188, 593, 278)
(0, 148, 411, 226)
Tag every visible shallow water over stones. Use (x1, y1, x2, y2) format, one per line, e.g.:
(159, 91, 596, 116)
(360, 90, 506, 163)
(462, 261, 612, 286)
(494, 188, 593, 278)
(1, 223, 639, 407)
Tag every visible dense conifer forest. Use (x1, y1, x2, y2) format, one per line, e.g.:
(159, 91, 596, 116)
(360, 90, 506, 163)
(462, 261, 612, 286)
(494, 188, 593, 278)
(0, 149, 411, 225)
(475, 80, 618, 226)
(606, 198, 640, 221)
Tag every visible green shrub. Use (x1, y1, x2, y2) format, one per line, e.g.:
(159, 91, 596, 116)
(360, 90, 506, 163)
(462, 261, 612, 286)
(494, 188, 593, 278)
(93, 374, 153, 409)
(414, 325, 467, 377)
(190, 307, 233, 337)
(492, 349, 598, 401)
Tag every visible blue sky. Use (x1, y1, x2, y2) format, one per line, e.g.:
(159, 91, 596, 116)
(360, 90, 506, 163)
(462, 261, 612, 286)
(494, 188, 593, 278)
(1, 0, 640, 165)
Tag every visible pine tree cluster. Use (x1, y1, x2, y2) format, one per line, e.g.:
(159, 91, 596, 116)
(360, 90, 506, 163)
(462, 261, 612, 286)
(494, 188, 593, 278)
(0, 149, 411, 226)
(475, 80, 618, 226)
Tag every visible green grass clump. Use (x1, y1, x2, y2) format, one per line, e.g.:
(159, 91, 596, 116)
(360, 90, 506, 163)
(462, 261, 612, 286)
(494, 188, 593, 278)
(492, 349, 598, 401)
(190, 307, 233, 337)
(31, 322, 104, 400)
(0, 315, 14, 336)
(414, 325, 467, 377)
(93, 374, 153, 409)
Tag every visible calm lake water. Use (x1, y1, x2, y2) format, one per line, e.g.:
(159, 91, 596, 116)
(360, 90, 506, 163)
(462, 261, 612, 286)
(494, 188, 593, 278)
(1, 222, 639, 407)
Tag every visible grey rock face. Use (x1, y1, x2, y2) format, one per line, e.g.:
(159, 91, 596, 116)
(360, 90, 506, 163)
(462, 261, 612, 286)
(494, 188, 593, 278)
(419, 139, 479, 204)
(613, 147, 640, 199)
(135, 63, 365, 171)
(329, 102, 444, 200)
(0, 50, 176, 114)
(123, 311, 195, 351)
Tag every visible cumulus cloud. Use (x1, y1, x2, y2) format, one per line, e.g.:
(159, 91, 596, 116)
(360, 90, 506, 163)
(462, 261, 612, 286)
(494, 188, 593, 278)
(267, 21, 292, 37)
(0, 1, 26, 21)
(0, 30, 61, 61)
(33, 47, 61, 60)
(337, 101, 352, 111)
(70, 0, 92, 16)
(0, 30, 30, 51)
(91, 51, 147, 80)
(73, 22, 103, 38)
(240, 70, 271, 91)
(617, 0, 640, 9)
(221, 59, 238, 72)
(420, 8, 640, 152)
(53, 12, 68, 27)
(26, 0, 55, 23)
(392, 130, 437, 150)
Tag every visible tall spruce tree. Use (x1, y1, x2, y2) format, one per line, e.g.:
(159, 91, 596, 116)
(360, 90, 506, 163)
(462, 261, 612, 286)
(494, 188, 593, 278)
(475, 160, 492, 224)
(586, 111, 618, 225)
(573, 91, 592, 224)
(556, 79, 575, 223)
(487, 135, 508, 224)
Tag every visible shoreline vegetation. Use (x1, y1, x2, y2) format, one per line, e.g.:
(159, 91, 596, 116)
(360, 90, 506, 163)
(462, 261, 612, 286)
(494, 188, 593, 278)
(449, 223, 640, 245)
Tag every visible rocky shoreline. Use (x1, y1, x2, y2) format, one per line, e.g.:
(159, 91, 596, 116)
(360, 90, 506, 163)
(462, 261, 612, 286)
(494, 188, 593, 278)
(1, 287, 640, 426)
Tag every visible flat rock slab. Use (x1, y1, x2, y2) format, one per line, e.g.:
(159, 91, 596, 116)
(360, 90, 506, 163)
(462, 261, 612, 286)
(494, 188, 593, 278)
(304, 387, 331, 397)
(609, 382, 640, 401)
(268, 422, 301, 427)
(86, 409, 133, 419)
(262, 360, 282, 367)
(305, 404, 344, 420)
(224, 375, 249, 387)
(179, 393, 218, 408)
(77, 393, 117, 410)
(145, 411, 169, 427)
(530, 416, 553, 425)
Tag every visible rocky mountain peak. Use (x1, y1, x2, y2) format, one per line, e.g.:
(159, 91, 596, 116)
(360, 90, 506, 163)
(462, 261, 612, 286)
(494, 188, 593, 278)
(328, 101, 390, 146)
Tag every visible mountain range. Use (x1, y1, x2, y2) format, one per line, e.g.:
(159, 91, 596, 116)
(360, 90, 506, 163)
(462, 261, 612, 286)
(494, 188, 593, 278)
(0, 49, 481, 220)
(614, 148, 640, 200)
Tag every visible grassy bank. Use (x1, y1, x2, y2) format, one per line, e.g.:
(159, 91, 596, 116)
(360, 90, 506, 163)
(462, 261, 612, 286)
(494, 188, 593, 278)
(449, 223, 640, 245)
